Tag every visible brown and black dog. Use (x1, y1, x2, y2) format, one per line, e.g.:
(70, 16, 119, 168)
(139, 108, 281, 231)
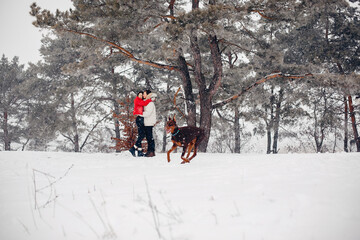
(165, 116, 205, 164)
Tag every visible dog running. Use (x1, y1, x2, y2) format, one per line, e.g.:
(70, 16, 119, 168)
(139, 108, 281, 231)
(165, 116, 205, 164)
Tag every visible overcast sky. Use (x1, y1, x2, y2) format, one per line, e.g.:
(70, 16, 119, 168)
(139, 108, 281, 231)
(0, 0, 73, 67)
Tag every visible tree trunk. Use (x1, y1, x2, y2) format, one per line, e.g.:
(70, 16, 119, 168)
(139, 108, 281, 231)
(162, 116, 168, 152)
(266, 89, 275, 154)
(70, 93, 80, 152)
(113, 99, 121, 152)
(200, 34, 223, 152)
(336, 63, 359, 152)
(272, 88, 284, 154)
(234, 105, 241, 153)
(111, 69, 121, 153)
(227, 52, 241, 153)
(267, 125, 272, 154)
(313, 98, 326, 153)
(315, 140, 322, 153)
(192, 0, 199, 9)
(199, 91, 212, 152)
(3, 111, 11, 151)
(344, 96, 349, 152)
(190, 28, 210, 152)
(266, 105, 272, 154)
(348, 95, 360, 152)
(177, 55, 196, 127)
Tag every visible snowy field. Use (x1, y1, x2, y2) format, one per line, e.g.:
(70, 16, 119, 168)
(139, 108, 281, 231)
(0, 151, 360, 240)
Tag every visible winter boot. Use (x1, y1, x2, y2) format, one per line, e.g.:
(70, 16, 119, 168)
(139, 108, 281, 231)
(129, 147, 136, 157)
(138, 149, 145, 157)
(145, 152, 155, 157)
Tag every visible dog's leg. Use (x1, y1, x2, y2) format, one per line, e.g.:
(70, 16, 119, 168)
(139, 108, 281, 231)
(188, 139, 200, 161)
(181, 144, 190, 164)
(167, 144, 177, 163)
(186, 139, 196, 159)
(187, 147, 198, 161)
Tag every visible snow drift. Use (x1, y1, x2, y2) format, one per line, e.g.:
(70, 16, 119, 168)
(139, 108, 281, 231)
(0, 151, 359, 240)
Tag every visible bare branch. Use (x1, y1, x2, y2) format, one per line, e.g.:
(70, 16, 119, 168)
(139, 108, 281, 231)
(220, 39, 255, 54)
(173, 86, 187, 120)
(212, 72, 313, 109)
(251, 10, 273, 20)
(80, 113, 111, 151)
(60, 133, 75, 144)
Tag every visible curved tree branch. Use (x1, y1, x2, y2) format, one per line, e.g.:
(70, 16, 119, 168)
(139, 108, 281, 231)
(63, 29, 179, 72)
(212, 72, 313, 109)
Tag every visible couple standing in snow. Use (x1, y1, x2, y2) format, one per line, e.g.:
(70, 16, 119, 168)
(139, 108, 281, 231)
(129, 90, 157, 157)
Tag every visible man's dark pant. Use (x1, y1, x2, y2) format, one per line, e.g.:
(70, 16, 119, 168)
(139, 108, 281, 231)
(145, 126, 155, 152)
(135, 116, 146, 149)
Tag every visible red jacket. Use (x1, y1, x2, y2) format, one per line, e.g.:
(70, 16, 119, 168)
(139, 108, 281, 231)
(133, 97, 152, 115)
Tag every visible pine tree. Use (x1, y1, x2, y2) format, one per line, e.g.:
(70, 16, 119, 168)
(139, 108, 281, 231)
(31, 0, 310, 152)
(22, 62, 58, 150)
(300, 87, 343, 152)
(0, 55, 26, 150)
(281, 0, 360, 151)
(38, 35, 110, 152)
(30, 0, 359, 153)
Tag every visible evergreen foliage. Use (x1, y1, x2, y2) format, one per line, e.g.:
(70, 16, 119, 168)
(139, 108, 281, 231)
(0, 55, 27, 150)
(2, 0, 358, 152)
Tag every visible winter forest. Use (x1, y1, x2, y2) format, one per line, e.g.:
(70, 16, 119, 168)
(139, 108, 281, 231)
(1, 0, 360, 154)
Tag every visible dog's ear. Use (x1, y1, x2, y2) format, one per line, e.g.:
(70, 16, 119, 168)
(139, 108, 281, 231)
(173, 115, 176, 122)
(168, 116, 172, 121)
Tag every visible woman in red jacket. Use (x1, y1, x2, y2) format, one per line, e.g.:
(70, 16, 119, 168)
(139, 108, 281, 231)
(129, 91, 152, 157)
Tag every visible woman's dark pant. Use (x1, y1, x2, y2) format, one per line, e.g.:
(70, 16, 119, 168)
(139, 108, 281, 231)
(145, 126, 155, 152)
(135, 116, 146, 149)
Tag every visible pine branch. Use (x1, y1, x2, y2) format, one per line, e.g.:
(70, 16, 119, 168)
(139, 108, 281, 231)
(97, 97, 116, 102)
(62, 29, 179, 71)
(212, 72, 313, 109)
(220, 39, 255, 54)
(216, 109, 234, 123)
(251, 10, 273, 20)
(241, 22, 267, 49)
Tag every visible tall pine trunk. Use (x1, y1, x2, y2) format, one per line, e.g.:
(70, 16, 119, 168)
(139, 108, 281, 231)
(199, 35, 222, 152)
(266, 127, 272, 154)
(337, 63, 359, 152)
(348, 95, 360, 152)
(234, 106, 241, 153)
(177, 55, 196, 127)
(111, 68, 121, 153)
(313, 93, 326, 153)
(3, 111, 10, 151)
(272, 88, 284, 154)
(187, 29, 222, 152)
(266, 89, 275, 154)
(162, 116, 168, 152)
(199, 92, 212, 152)
(228, 53, 241, 153)
(344, 96, 349, 152)
(70, 93, 80, 152)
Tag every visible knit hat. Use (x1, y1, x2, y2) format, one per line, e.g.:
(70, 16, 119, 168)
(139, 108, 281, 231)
(146, 93, 157, 100)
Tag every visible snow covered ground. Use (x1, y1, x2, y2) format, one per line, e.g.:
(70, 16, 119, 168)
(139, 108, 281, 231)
(0, 151, 359, 240)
